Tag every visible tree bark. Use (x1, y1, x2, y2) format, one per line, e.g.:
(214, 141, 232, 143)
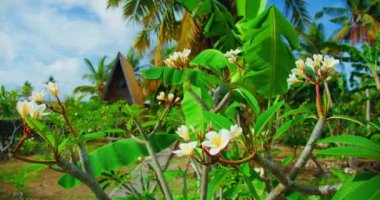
(57, 158, 110, 200)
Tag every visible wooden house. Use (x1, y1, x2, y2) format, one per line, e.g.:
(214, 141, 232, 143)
(101, 52, 144, 105)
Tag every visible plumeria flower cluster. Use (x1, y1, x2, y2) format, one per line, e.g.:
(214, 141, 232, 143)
(287, 54, 339, 86)
(16, 82, 59, 119)
(16, 100, 48, 119)
(164, 49, 191, 70)
(173, 124, 242, 157)
(156, 91, 180, 106)
(224, 49, 242, 64)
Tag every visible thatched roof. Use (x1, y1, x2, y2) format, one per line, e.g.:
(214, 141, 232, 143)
(101, 52, 143, 105)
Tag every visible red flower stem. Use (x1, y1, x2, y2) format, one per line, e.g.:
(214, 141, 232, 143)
(315, 83, 324, 118)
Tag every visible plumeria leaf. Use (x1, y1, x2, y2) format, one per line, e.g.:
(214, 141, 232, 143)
(234, 87, 260, 114)
(204, 111, 232, 130)
(317, 135, 380, 154)
(254, 101, 284, 136)
(25, 116, 57, 149)
(327, 115, 365, 127)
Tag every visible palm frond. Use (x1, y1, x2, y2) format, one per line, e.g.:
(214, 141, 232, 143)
(330, 16, 350, 25)
(323, 7, 350, 17)
(73, 85, 96, 94)
(177, 11, 199, 51)
(284, 0, 311, 31)
(134, 28, 151, 56)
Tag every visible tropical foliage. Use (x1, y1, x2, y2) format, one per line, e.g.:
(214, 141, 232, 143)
(3, 0, 380, 200)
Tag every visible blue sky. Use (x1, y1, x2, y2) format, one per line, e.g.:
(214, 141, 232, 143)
(0, 0, 141, 96)
(0, 0, 347, 96)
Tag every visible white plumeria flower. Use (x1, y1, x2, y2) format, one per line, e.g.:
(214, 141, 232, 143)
(174, 97, 181, 103)
(176, 125, 190, 141)
(16, 100, 31, 118)
(164, 58, 175, 67)
(156, 91, 166, 101)
(29, 91, 45, 102)
(233, 49, 242, 55)
(167, 93, 175, 102)
(173, 141, 197, 157)
(165, 49, 191, 68)
(224, 49, 241, 64)
(313, 54, 323, 67)
(295, 59, 305, 70)
(291, 68, 304, 77)
(230, 124, 242, 140)
(182, 49, 191, 58)
(321, 55, 339, 70)
(29, 102, 48, 119)
(287, 73, 301, 86)
(305, 58, 314, 70)
(47, 82, 59, 96)
(202, 129, 231, 155)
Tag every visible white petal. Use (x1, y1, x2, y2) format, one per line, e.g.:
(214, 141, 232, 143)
(205, 131, 218, 140)
(209, 147, 222, 155)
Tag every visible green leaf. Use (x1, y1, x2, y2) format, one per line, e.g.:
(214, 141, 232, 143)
(279, 107, 310, 120)
(240, 6, 299, 98)
(369, 122, 380, 131)
(58, 134, 177, 188)
(176, 0, 212, 17)
(332, 173, 380, 200)
(25, 117, 57, 149)
(207, 169, 228, 200)
(317, 147, 380, 160)
(254, 101, 284, 135)
(317, 135, 380, 154)
(190, 49, 228, 75)
(234, 87, 260, 114)
(181, 86, 206, 130)
(328, 115, 365, 127)
(236, 0, 267, 19)
(274, 116, 304, 140)
(204, 111, 232, 130)
(143, 67, 219, 88)
(177, 0, 240, 51)
(280, 155, 294, 167)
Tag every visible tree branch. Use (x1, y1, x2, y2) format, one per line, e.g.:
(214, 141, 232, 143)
(267, 117, 326, 199)
(253, 154, 339, 197)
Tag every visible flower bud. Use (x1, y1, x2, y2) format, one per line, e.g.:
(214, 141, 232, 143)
(47, 82, 59, 96)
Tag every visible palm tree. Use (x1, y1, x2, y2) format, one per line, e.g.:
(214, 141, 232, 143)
(45, 75, 56, 84)
(107, 0, 193, 65)
(74, 56, 111, 98)
(284, 0, 312, 32)
(21, 81, 33, 99)
(321, 0, 380, 45)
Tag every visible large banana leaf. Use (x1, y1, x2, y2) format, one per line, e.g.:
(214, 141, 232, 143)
(239, 6, 299, 98)
(58, 134, 178, 188)
(236, 0, 267, 19)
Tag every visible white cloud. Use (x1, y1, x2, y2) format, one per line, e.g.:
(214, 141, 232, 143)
(0, 0, 141, 96)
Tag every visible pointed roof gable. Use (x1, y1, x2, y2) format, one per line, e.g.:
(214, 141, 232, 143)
(101, 52, 143, 105)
